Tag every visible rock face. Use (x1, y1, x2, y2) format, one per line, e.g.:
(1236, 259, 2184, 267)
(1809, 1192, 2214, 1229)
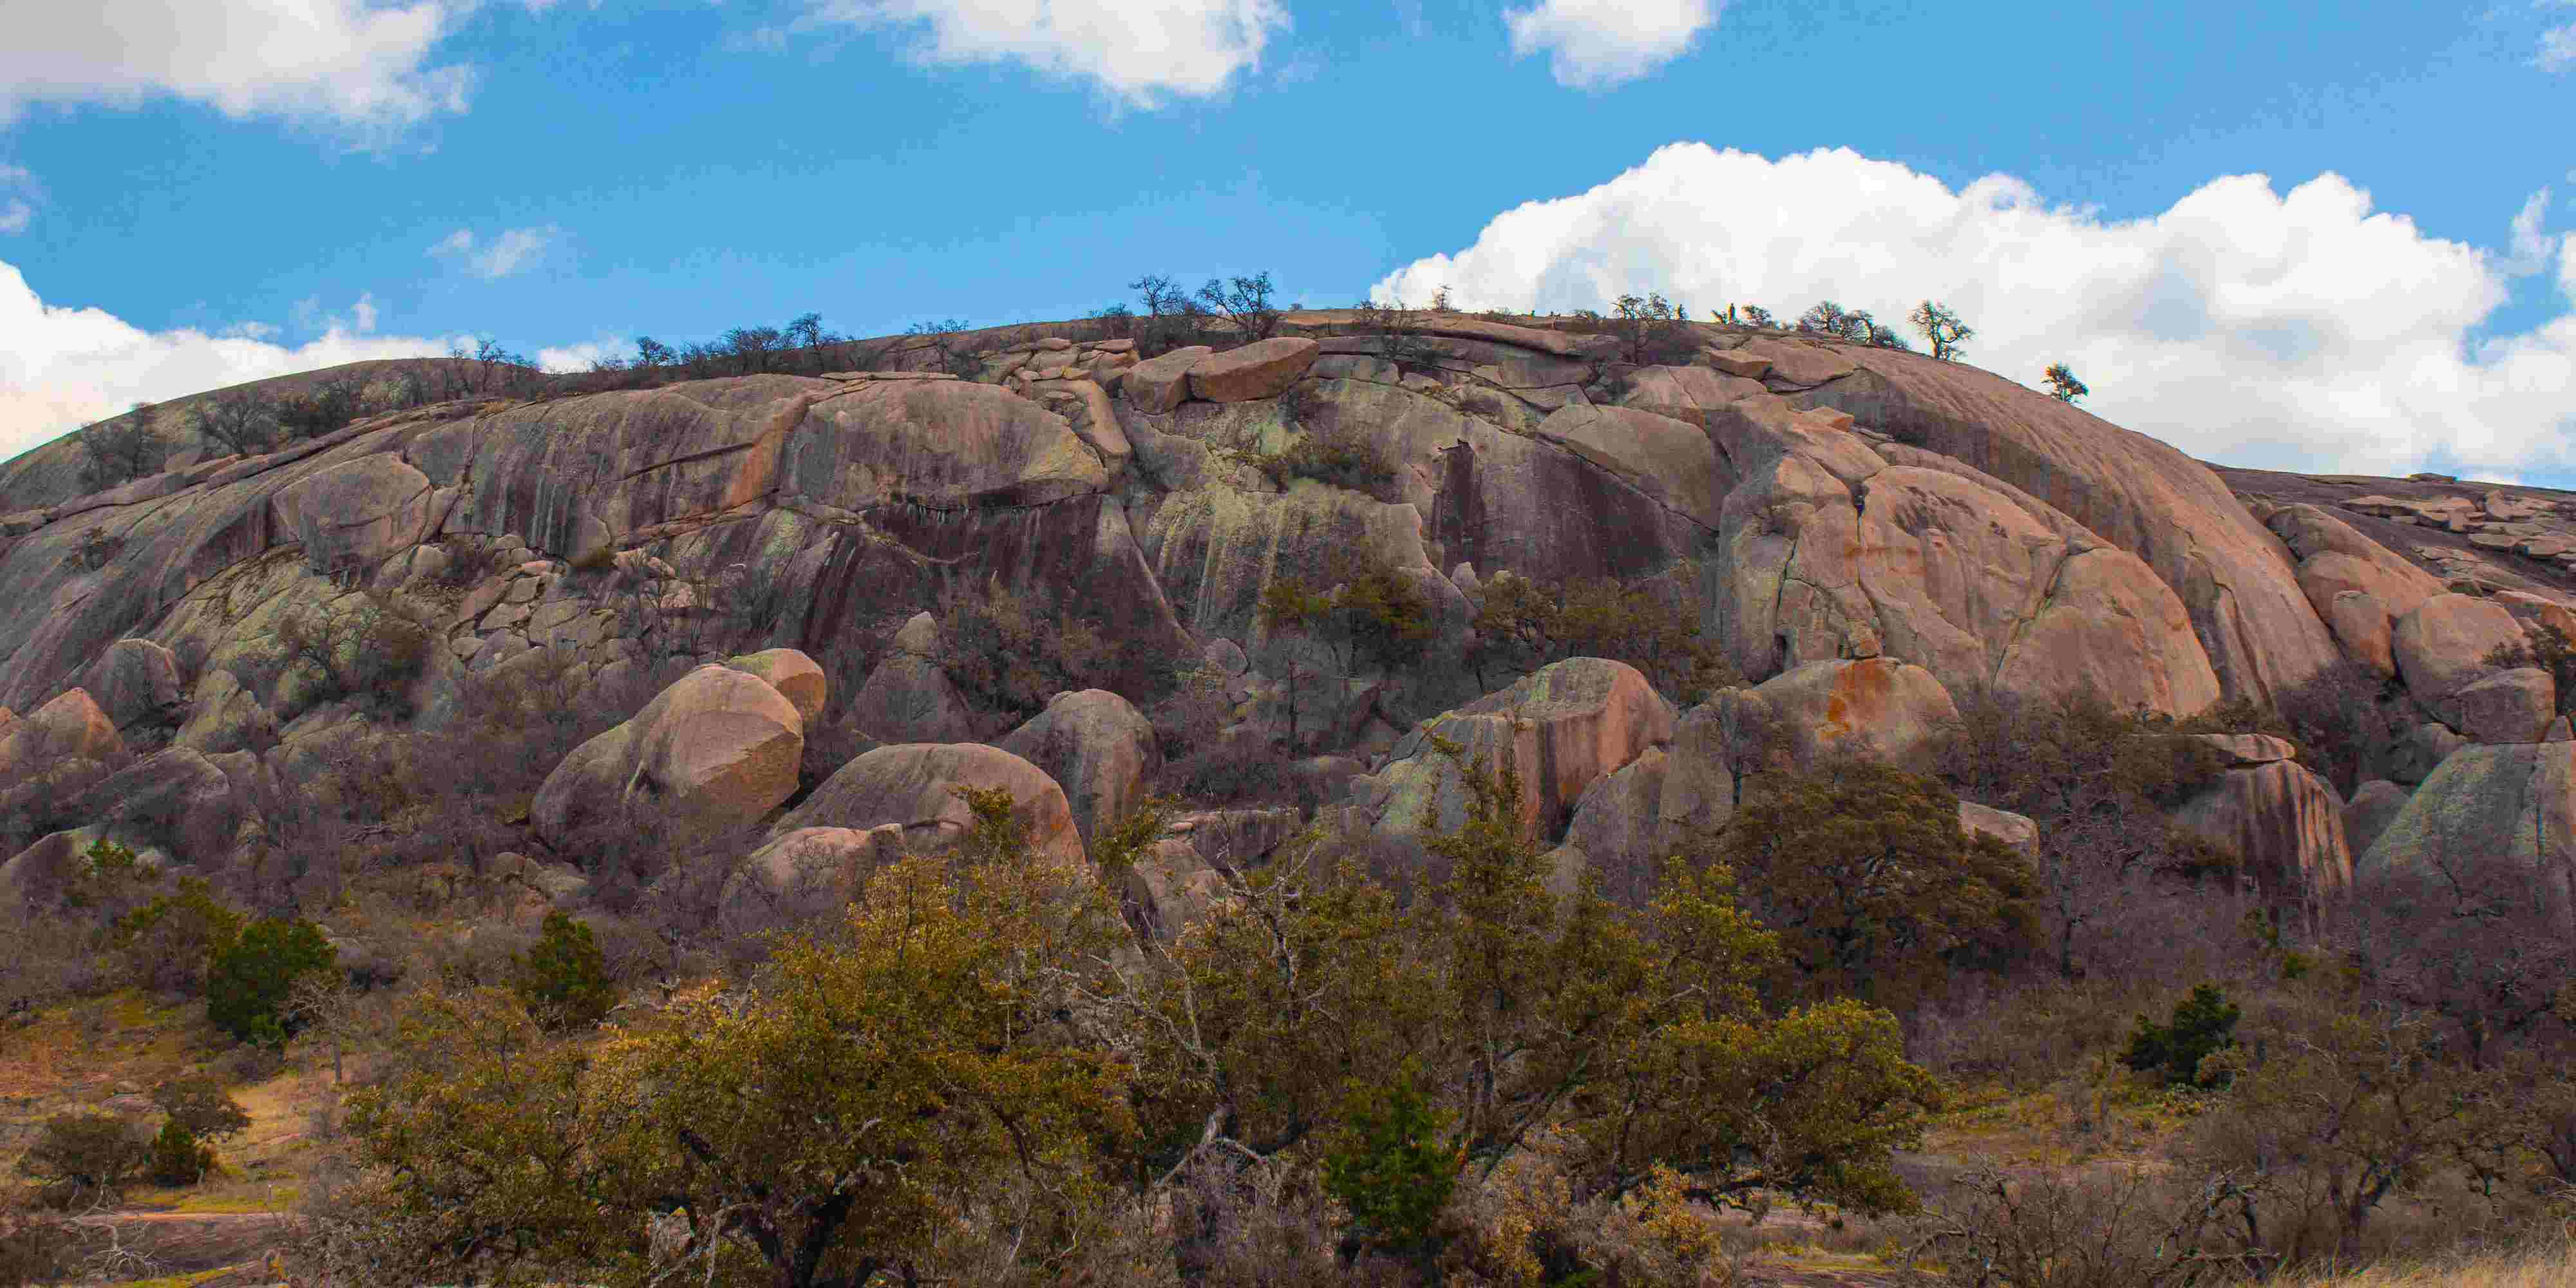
(2394, 594, 2526, 723)
(996, 690, 1160, 848)
(2267, 504, 2445, 676)
(271, 453, 440, 572)
(533, 665, 805, 846)
(1797, 346, 2340, 704)
(772, 742, 1086, 871)
(849, 652, 975, 744)
(79, 639, 186, 735)
(726, 649, 827, 728)
(1747, 658, 1956, 774)
(0, 689, 122, 790)
(2169, 734, 2353, 905)
(1188, 337, 1320, 404)
(717, 824, 905, 939)
(2444, 668, 2555, 744)
(2359, 743, 2576, 909)
(2343, 780, 2410, 858)
(1959, 800, 2040, 860)
(1349, 658, 1674, 848)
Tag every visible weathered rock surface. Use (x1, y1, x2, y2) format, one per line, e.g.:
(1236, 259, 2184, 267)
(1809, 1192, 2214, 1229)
(1747, 658, 1957, 774)
(0, 689, 122, 790)
(272, 454, 441, 571)
(533, 665, 804, 846)
(2394, 594, 2526, 717)
(717, 824, 905, 939)
(1959, 800, 2039, 859)
(2266, 504, 2445, 675)
(1188, 337, 1320, 404)
(2443, 667, 2555, 744)
(996, 690, 1160, 848)
(2359, 742, 2576, 905)
(2342, 779, 2410, 859)
(725, 648, 827, 728)
(79, 639, 186, 735)
(2170, 734, 2353, 903)
(1349, 658, 1675, 848)
(1124, 346, 1213, 414)
(772, 742, 1086, 871)
(848, 652, 975, 744)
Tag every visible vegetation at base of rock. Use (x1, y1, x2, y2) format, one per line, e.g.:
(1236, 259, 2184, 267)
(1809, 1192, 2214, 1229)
(1468, 566, 1735, 706)
(936, 574, 1177, 728)
(1260, 549, 1437, 680)
(511, 911, 614, 1029)
(2481, 622, 2576, 718)
(205, 916, 337, 1045)
(1250, 417, 1399, 496)
(2123, 982, 2244, 1087)
(274, 589, 439, 717)
(1709, 757, 2040, 1009)
(75, 402, 169, 492)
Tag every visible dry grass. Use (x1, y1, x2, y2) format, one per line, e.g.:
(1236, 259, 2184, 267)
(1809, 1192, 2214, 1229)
(2280, 1235, 2576, 1287)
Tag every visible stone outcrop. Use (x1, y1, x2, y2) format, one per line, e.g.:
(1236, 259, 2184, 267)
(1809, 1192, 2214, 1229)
(2358, 742, 2576, 907)
(848, 651, 975, 744)
(2444, 668, 2555, 744)
(771, 742, 1086, 871)
(1959, 800, 2040, 859)
(2169, 734, 2353, 904)
(996, 690, 1160, 848)
(533, 665, 805, 846)
(725, 648, 827, 728)
(2266, 504, 2445, 676)
(2394, 594, 2526, 724)
(716, 824, 905, 940)
(78, 639, 186, 735)
(1348, 658, 1674, 848)
(1188, 337, 1320, 404)
(0, 688, 122, 790)
(1746, 658, 1957, 774)
(2343, 780, 2410, 858)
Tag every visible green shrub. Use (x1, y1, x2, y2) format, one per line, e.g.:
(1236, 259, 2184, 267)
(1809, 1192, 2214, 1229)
(114, 877, 245, 995)
(146, 1118, 216, 1186)
(2484, 623, 2576, 718)
(151, 1074, 251, 1145)
(14, 1112, 149, 1203)
(2123, 983, 2241, 1088)
(205, 916, 336, 1045)
(1323, 1068, 1459, 1257)
(1469, 567, 1736, 705)
(512, 911, 614, 1030)
(1251, 421, 1397, 497)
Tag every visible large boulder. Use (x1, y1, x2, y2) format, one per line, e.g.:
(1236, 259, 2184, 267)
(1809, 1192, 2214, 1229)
(996, 690, 1160, 848)
(770, 742, 1086, 872)
(533, 665, 805, 846)
(0, 688, 123, 791)
(1124, 346, 1213, 414)
(783, 379, 1110, 510)
(2266, 504, 2443, 676)
(62, 748, 248, 865)
(715, 824, 905, 940)
(725, 649, 827, 728)
(2168, 734, 2353, 906)
(1348, 658, 1675, 849)
(1550, 747, 1672, 903)
(1959, 800, 2040, 860)
(1747, 658, 1958, 775)
(2342, 780, 2410, 859)
(2359, 742, 2576, 903)
(1188, 337, 1320, 404)
(2393, 594, 2526, 717)
(270, 454, 439, 571)
(1797, 345, 2341, 705)
(847, 652, 976, 744)
(2443, 667, 2555, 744)
(79, 639, 186, 735)
(1119, 837, 1229, 941)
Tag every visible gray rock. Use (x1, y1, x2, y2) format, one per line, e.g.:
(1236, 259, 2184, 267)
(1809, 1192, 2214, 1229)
(998, 690, 1160, 848)
(2342, 779, 2410, 859)
(848, 654, 976, 744)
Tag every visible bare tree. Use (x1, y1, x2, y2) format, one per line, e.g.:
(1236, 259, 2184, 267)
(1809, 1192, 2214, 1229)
(1197, 270, 1282, 345)
(1911, 299, 1975, 361)
(76, 402, 169, 491)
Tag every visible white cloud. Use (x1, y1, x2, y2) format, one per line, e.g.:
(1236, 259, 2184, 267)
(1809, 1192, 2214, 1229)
(2543, 21, 2576, 70)
(798, 0, 1290, 106)
(0, 166, 37, 234)
(0, 259, 462, 462)
(0, 0, 478, 140)
(352, 292, 379, 332)
(428, 224, 559, 278)
(0, 202, 28, 235)
(536, 338, 621, 372)
(1502, 0, 1719, 89)
(222, 320, 282, 339)
(2502, 188, 2559, 274)
(1374, 144, 2576, 482)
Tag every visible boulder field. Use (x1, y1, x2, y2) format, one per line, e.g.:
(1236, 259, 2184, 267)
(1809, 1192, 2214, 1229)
(6, 310, 2575, 924)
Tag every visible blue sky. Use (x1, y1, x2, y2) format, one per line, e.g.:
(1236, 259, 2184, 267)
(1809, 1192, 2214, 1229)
(1, 0, 2571, 481)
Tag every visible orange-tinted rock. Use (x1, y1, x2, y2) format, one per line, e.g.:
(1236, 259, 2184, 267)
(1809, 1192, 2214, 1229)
(1123, 345, 1213, 414)
(726, 648, 827, 728)
(0, 688, 122, 791)
(533, 665, 804, 847)
(2170, 756, 2353, 907)
(1748, 658, 1957, 773)
(1187, 337, 1320, 404)
(997, 690, 1161, 848)
(2393, 594, 2525, 708)
(772, 742, 1086, 871)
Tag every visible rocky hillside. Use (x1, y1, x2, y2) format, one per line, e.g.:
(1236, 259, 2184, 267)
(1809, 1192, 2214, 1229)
(3, 309, 2570, 933)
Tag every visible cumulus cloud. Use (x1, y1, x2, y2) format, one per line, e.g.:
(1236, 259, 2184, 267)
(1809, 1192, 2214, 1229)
(428, 224, 559, 278)
(798, 0, 1290, 106)
(1374, 144, 2576, 482)
(0, 166, 39, 234)
(0, 0, 478, 140)
(2503, 188, 2559, 274)
(0, 202, 27, 236)
(1502, 0, 1719, 89)
(536, 338, 621, 372)
(0, 259, 460, 462)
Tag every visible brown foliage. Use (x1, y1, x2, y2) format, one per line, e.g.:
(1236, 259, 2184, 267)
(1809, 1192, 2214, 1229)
(1468, 565, 1734, 706)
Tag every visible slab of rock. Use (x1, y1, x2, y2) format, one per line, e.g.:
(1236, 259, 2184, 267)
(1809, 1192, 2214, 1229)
(2359, 742, 2576, 899)
(1118, 837, 1229, 941)
(1748, 658, 1958, 775)
(847, 652, 975, 744)
(1706, 349, 1772, 379)
(1959, 800, 2039, 860)
(533, 664, 805, 847)
(2442, 667, 2555, 744)
(2388, 720, 2470, 786)
(1349, 658, 1675, 848)
(996, 690, 1160, 848)
(79, 639, 185, 734)
(1188, 337, 1320, 404)
(1123, 346, 1213, 414)
(2342, 779, 2409, 858)
(1734, 336, 1855, 386)
(0, 688, 123, 791)
(271, 454, 439, 571)
(1553, 748, 1671, 903)
(2170, 756, 2353, 905)
(717, 824, 905, 940)
(786, 379, 1109, 509)
(1799, 347, 2340, 706)
(2393, 594, 2526, 712)
(726, 648, 827, 728)
(771, 742, 1086, 871)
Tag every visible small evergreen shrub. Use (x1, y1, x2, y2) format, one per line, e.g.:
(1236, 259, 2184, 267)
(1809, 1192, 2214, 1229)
(512, 911, 615, 1029)
(2122, 983, 2242, 1088)
(1323, 1070, 1458, 1257)
(146, 1118, 216, 1186)
(205, 916, 336, 1046)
